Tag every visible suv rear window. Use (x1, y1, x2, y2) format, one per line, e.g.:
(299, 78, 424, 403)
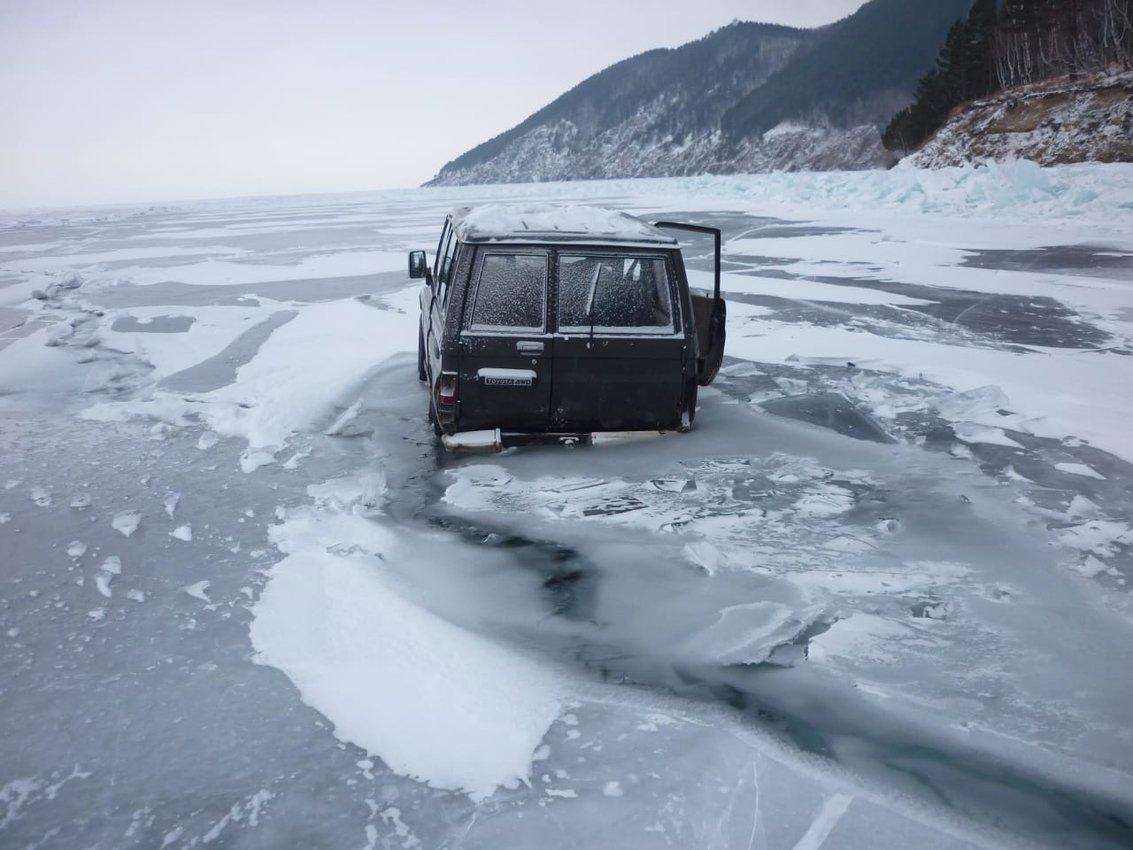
(557, 254, 674, 334)
(468, 253, 547, 332)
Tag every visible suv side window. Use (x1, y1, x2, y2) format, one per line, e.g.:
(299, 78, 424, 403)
(467, 252, 547, 333)
(438, 237, 459, 305)
(432, 222, 451, 285)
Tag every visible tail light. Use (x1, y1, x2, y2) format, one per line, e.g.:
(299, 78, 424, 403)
(438, 372, 458, 407)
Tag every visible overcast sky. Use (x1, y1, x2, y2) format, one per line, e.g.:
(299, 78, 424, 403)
(0, 1, 867, 209)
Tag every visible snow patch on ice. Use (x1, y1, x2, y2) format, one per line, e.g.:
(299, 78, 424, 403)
(91, 249, 405, 288)
(793, 484, 855, 517)
(953, 423, 1023, 448)
(1070, 555, 1112, 578)
(725, 315, 1133, 462)
(249, 492, 570, 801)
(1058, 520, 1131, 559)
(808, 614, 915, 665)
(792, 793, 854, 850)
(84, 292, 415, 472)
(307, 470, 387, 515)
(1054, 462, 1105, 480)
(198, 788, 275, 843)
(100, 304, 275, 381)
(378, 806, 419, 848)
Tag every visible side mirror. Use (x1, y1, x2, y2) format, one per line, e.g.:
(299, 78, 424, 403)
(408, 250, 428, 279)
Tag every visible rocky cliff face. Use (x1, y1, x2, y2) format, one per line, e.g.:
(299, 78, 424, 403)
(430, 119, 891, 186)
(910, 71, 1133, 168)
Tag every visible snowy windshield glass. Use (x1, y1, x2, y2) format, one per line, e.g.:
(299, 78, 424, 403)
(557, 254, 674, 334)
(468, 252, 547, 332)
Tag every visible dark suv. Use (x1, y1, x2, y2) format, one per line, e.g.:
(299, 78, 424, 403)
(410, 204, 725, 450)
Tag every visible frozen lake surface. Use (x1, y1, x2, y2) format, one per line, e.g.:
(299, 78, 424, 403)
(2, 163, 1133, 849)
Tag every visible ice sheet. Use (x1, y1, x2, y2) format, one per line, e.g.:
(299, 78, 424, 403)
(2, 162, 1132, 849)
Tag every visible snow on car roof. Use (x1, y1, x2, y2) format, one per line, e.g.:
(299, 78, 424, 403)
(451, 203, 678, 246)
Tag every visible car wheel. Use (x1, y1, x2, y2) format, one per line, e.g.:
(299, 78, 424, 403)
(417, 325, 428, 382)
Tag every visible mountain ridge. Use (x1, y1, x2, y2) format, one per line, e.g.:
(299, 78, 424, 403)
(439, 21, 808, 179)
(426, 0, 974, 186)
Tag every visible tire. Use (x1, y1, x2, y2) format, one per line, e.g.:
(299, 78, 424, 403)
(417, 325, 428, 382)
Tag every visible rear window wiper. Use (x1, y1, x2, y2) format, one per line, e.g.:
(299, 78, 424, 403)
(585, 264, 602, 336)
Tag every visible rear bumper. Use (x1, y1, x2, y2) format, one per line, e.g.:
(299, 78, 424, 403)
(441, 428, 680, 453)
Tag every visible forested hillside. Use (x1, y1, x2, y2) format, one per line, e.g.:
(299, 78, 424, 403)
(720, 0, 974, 140)
(885, 0, 1133, 152)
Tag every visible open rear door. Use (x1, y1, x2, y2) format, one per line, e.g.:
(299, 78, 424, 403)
(653, 221, 726, 386)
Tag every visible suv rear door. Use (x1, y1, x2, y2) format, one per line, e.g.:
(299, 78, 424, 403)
(550, 250, 685, 431)
(456, 248, 552, 432)
(653, 221, 725, 386)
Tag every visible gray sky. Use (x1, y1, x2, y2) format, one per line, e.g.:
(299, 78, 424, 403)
(0, 1, 867, 209)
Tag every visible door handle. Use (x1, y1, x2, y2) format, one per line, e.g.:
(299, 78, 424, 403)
(516, 340, 544, 354)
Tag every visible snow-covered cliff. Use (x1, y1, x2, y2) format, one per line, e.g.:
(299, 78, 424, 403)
(910, 70, 1133, 168)
(429, 119, 891, 186)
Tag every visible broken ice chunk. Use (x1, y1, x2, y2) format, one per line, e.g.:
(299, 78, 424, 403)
(935, 385, 1010, 420)
(95, 556, 122, 598)
(111, 511, 141, 537)
(182, 580, 211, 602)
(775, 377, 808, 396)
(683, 541, 722, 575)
